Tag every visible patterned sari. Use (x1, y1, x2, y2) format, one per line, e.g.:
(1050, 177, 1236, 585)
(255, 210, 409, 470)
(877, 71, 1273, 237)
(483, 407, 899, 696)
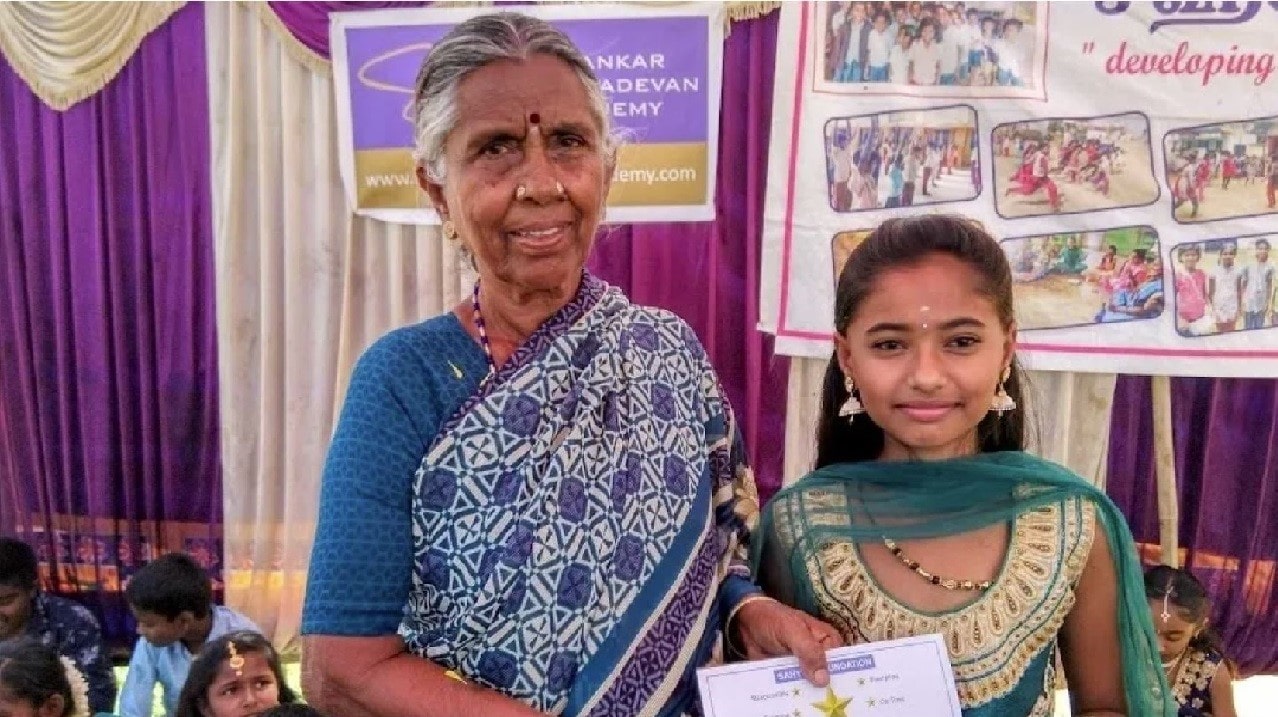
(398, 274, 759, 716)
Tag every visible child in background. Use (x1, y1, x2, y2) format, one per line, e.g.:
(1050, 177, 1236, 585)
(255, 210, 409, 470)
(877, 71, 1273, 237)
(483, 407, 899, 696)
(1208, 243, 1244, 332)
(1145, 566, 1238, 717)
(1175, 245, 1211, 335)
(865, 12, 893, 82)
(1242, 238, 1274, 329)
(172, 631, 297, 717)
(0, 640, 91, 717)
(118, 554, 261, 717)
(888, 26, 912, 85)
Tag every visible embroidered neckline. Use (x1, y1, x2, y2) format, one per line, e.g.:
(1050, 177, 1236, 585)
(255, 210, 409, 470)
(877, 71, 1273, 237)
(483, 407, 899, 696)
(804, 500, 1095, 709)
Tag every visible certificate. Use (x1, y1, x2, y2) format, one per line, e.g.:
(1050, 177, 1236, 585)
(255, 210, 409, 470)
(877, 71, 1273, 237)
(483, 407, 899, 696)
(696, 633, 962, 717)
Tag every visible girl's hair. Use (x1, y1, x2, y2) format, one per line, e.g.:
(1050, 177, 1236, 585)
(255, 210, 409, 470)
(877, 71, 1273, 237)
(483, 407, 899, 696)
(1178, 244, 1202, 260)
(816, 215, 1027, 468)
(173, 631, 297, 717)
(1144, 565, 1231, 662)
(0, 640, 73, 717)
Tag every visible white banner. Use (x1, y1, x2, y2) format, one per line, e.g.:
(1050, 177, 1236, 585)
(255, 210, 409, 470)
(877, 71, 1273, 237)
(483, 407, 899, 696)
(330, 3, 724, 225)
(761, 1, 1278, 377)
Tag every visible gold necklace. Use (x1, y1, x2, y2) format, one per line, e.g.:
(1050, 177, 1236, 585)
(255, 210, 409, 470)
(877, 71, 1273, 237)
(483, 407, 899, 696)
(882, 538, 994, 592)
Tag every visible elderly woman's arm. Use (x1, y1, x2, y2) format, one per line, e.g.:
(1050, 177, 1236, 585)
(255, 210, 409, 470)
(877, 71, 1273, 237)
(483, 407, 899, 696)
(301, 330, 542, 717)
(303, 636, 543, 717)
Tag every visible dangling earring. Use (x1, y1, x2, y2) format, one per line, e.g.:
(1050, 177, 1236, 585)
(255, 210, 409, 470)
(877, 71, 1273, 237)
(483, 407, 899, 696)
(989, 366, 1016, 415)
(839, 377, 864, 419)
(441, 219, 456, 241)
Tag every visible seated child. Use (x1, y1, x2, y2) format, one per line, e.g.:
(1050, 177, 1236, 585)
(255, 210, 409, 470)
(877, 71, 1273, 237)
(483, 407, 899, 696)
(1146, 565, 1238, 717)
(0, 639, 92, 717)
(118, 554, 260, 717)
(0, 538, 115, 713)
(173, 631, 297, 717)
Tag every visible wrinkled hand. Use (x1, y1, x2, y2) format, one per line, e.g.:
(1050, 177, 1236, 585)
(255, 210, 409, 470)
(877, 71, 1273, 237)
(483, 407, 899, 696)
(732, 597, 844, 687)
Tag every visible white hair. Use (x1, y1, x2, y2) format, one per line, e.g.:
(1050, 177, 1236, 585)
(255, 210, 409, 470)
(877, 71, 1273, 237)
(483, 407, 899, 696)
(412, 12, 620, 183)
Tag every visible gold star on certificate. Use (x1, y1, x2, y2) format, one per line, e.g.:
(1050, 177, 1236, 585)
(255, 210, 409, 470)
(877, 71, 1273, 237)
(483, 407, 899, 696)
(811, 686, 853, 717)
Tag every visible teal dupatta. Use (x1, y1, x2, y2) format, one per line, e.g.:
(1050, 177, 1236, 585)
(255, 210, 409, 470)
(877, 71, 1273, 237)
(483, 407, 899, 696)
(753, 451, 1175, 716)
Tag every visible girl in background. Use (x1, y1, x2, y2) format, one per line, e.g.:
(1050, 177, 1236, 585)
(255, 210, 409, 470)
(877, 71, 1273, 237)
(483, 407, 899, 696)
(1145, 566, 1238, 717)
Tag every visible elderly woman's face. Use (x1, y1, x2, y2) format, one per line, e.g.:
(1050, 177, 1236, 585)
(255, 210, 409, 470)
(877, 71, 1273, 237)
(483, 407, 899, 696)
(426, 54, 611, 294)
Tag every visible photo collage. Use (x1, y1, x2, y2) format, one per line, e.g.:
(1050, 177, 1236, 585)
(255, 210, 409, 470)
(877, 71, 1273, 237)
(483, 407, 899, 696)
(822, 5, 1278, 342)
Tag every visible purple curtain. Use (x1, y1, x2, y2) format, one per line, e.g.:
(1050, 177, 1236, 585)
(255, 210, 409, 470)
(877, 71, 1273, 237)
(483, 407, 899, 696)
(1108, 376, 1278, 675)
(0, 4, 221, 647)
(267, 4, 791, 495)
(265, 2, 428, 58)
(589, 14, 789, 497)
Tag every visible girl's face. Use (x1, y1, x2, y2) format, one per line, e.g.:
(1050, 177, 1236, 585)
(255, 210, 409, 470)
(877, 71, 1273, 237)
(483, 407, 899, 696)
(1182, 251, 1200, 270)
(200, 653, 281, 717)
(1220, 247, 1236, 267)
(1149, 599, 1199, 661)
(835, 253, 1014, 461)
(0, 688, 63, 717)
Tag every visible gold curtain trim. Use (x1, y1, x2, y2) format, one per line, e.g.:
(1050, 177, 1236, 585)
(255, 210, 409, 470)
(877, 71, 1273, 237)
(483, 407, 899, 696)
(0, 1, 186, 111)
(250, 0, 778, 73)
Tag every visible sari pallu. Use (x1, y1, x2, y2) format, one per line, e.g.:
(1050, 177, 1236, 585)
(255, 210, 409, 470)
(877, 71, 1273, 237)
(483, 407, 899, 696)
(399, 274, 758, 716)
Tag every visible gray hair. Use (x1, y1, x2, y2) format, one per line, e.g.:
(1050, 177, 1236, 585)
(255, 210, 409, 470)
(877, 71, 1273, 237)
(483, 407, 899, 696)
(412, 12, 616, 182)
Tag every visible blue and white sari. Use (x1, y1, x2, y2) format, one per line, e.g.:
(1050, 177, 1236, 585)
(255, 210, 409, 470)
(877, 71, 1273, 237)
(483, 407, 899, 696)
(399, 274, 760, 716)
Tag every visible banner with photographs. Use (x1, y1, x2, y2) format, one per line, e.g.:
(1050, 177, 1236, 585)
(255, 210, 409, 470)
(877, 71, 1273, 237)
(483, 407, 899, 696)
(760, 1, 1278, 377)
(330, 3, 724, 225)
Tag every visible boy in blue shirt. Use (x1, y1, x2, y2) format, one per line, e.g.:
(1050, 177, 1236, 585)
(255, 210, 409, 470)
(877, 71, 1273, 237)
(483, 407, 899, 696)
(118, 553, 259, 717)
(0, 538, 116, 713)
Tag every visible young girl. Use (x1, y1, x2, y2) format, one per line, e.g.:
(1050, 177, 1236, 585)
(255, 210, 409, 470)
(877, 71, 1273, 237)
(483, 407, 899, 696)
(173, 631, 297, 717)
(1145, 566, 1238, 717)
(1175, 245, 1211, 335)
(0, 640, 90, 717)
(754, 216, 1174, 717)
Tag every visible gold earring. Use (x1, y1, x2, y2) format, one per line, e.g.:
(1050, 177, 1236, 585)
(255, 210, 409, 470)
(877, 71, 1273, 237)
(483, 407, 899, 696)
(515, 185, 528, 200)
(555, 181, 565, 196)
(839, 377, 864, 418)
(441, 219, 456, 241)
(989, 366, 1016, 415)
(227, 641, 245, 677)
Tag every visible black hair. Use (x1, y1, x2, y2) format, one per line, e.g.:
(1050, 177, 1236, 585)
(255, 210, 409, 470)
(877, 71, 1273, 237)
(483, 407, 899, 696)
(173, 631, 297, 717)
(1178, 244, 1202, 260)
(0, 538, 38, 591)
(260, 705, 327, 717)
(1131, 248, 1148, 261)
(1257, 238, 1271, 250)
(1145, 565, 1231, 663)
(125, 553, 212, 620)
(0, 640, 73, 717)
(816, 215, 1028, 468)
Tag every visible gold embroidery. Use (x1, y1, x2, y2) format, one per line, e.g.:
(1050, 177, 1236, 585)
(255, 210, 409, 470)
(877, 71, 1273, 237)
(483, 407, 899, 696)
(804, 499, 1096, 710)
(1171, 650, 1220, 708)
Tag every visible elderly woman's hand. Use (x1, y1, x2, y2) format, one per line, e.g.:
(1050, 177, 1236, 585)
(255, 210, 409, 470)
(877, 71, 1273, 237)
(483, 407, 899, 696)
(731, 597, 845, 687)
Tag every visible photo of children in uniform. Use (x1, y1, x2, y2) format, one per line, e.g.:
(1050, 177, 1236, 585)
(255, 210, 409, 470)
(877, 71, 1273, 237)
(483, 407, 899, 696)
(820, 1, 1045, 96)
(1165, 117, 1278, 223)
(1172, 236, 1276, 336)
(1002, 226, 1163, 330)
(824, 106, 979, 213)
(992, 113, 1157, 218)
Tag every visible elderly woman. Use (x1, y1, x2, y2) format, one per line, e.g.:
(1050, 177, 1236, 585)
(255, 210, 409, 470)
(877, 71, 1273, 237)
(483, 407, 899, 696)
(300, 12, 839, 717)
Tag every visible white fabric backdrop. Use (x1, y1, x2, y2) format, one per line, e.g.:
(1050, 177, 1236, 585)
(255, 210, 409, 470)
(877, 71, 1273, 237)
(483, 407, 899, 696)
(206, 1, 467, 649)
(783, 360, 1118, 488)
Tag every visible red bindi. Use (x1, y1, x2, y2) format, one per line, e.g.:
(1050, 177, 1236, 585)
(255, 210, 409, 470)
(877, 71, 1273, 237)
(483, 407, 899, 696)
(528, 112, 541, 125)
